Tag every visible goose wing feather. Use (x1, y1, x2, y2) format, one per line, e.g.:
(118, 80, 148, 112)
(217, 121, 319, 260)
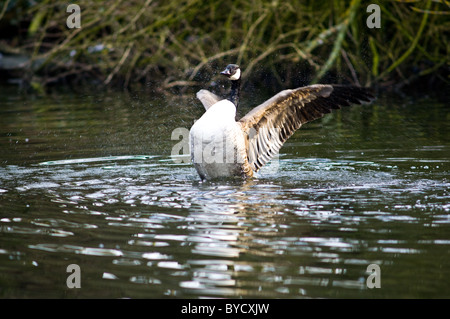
(239, 84, 374, 172)
(196, 89, 223, 111)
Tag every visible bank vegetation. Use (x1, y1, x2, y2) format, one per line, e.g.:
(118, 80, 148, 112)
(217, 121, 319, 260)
(0, 0, 448, 93)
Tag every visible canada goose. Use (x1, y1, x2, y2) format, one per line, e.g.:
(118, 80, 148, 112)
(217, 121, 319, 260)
(189, 64, 374, 180)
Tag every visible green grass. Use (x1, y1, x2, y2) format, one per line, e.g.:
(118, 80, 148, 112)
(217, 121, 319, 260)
(0, 0, 448, 92)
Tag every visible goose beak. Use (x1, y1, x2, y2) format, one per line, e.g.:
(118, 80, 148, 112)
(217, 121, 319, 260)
(220, 68, 231, 76)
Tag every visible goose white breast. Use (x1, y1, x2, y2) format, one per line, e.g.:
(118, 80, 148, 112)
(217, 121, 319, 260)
(189, 98, 248, 180)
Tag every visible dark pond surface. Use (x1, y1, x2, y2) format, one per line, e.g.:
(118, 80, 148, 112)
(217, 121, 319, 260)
(0, 85, 449, 298)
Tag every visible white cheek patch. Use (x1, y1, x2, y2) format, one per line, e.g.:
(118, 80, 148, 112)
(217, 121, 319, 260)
(230, 69, 241, 80)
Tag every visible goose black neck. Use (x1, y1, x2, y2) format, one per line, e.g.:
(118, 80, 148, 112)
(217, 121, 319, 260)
(228, 79, 241, 108)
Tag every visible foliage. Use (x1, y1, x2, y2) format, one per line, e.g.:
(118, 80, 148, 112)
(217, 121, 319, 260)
(0, 0, 448, 92)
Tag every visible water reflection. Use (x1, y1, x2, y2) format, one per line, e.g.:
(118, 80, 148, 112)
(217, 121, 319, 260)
(0, 91, 449, 298)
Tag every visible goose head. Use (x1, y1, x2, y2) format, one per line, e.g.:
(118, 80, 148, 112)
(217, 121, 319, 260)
(220, 64, 241, 81)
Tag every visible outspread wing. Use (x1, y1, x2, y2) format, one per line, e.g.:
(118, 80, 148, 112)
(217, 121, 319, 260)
(239, 84, 375, 172)
(196, 89, 223, 111)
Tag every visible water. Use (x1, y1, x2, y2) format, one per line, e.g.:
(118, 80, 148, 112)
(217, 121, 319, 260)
(0, 86, 449, 298)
